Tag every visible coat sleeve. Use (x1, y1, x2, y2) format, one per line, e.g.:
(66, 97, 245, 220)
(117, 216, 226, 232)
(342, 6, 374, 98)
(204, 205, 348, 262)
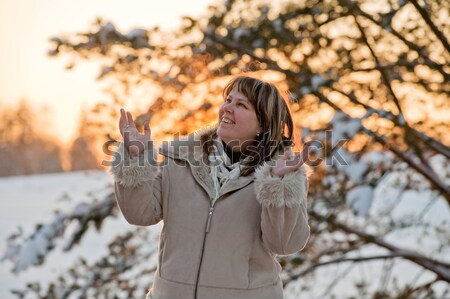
(254, 163, 310, 256)
(110, 142, 163, 226)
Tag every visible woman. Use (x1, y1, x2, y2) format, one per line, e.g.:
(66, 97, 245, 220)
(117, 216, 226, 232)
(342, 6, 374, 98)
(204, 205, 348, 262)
(111, 75, 310, 299)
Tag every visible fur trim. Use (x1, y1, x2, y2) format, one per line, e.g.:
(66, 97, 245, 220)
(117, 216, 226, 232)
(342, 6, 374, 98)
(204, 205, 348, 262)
(159, 124, 217, 161)
(254, 163, 308, 208)
(110, 142, 159, 188)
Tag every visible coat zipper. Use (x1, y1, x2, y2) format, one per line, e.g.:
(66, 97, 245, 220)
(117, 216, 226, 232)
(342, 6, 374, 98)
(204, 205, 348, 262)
(193, 201, 215, 299)
(205, 206, 214, 233)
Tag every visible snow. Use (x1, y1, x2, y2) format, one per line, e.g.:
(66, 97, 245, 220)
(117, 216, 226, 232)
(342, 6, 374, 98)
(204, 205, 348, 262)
(346, 185, 374, 217)
(273, 19, 283, 32)
(285, 154, 450, 298)
(0, 171, 119, 298)
(251, 38, 264, 48)
(343, 161, 368, 182)
(261, 5, 269, 15)
(26, 217, 58, 257)
(300, 75, 331, 95)
(330, 111, 361, 146)
(71, 202, 89, 217)
(361, 150, 393, 165)
(101, 22, 116, 34)
(300, 86, 311, 95)
(0, 166, 448, 298)
(286, 180, 450, 298)
(232, 28, 250, 41)
(311, 74, 329, 90)
(126, 28, 147, 39)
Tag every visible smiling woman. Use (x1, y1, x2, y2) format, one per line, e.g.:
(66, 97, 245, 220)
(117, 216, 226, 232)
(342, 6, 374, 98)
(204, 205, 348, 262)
(111, 74, 311, 299)
(215, 76, 298, 176)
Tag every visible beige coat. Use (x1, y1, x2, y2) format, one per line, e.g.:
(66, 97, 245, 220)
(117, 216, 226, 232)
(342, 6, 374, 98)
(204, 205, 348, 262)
(111, 127, 310, 299)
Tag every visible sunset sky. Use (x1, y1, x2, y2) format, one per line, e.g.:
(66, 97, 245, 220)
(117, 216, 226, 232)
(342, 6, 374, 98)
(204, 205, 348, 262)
(0, 0, 213, 144)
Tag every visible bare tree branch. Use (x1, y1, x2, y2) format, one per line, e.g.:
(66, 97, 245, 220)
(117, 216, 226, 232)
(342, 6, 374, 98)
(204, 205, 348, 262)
(404, 277, 440, 297)
(284, 253, 415, 286)
(310, 210, 450, 282)
(352, 15, 405, 119)
(313, 90, 450, 204)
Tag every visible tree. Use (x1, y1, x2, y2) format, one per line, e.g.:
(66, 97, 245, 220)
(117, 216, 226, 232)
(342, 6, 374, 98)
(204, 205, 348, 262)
(69, 105, 108, 171)
(2, 0, 449, 298)
(0, 100, 63, 176)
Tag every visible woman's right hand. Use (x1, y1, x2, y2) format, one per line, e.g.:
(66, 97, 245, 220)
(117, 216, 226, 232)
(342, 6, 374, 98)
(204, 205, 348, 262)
(119, 108, 151, 157)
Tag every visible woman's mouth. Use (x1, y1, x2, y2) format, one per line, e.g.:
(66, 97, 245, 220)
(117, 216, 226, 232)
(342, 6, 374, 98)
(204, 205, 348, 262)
(221, 117, 235, 125)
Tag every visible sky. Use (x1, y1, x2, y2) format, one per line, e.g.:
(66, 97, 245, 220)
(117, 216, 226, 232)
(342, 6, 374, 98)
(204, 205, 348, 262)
(0, 0, 213, 144)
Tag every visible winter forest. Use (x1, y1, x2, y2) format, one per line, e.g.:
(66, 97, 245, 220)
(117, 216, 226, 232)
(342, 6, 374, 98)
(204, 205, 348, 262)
(1, 0, 449, 298)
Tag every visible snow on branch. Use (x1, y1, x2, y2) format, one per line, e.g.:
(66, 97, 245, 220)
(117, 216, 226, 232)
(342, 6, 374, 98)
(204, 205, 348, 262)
(1, 193, 117, 273)
(309, 210, 450, 282)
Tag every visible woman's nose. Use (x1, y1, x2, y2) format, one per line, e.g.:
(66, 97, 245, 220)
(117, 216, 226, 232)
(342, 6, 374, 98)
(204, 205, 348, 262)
(223, 102, 233, 113)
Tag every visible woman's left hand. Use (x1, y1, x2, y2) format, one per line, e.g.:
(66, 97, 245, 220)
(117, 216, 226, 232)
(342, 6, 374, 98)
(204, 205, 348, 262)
(271, 144, 310, 177)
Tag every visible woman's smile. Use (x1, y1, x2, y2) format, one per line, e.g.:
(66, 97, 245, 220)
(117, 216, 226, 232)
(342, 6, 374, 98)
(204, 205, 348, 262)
(220, 116, 235, 125)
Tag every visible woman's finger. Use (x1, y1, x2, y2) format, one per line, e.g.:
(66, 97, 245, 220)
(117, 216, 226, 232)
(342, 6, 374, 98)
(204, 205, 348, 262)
(293, 143, 310, 169)
(286, 150, 296, 167)
(277, 150, 290, 163)
(126, 111, 135, 127)
(144, 121, 151, 138)
(119, 108, 127, 136)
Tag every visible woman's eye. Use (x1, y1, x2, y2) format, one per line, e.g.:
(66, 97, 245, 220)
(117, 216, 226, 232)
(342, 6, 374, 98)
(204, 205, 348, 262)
(238, 103, 246, 108)
(225, 98, 231, 103)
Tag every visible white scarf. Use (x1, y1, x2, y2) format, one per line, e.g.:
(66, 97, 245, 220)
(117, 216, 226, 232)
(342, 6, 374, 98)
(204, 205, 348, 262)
(209, 137, 241, 204)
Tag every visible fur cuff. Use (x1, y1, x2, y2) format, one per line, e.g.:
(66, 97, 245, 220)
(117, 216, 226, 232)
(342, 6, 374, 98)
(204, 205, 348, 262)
(254, 163, 308, 208)
(109, 142, 159, 188)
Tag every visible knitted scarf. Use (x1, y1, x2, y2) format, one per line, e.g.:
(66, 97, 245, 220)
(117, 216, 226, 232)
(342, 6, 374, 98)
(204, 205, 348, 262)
(209, 137, 241, 205)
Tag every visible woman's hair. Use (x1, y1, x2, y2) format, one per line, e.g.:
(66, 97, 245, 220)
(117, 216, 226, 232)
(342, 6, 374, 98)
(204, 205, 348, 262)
(205, 75, 296, 176)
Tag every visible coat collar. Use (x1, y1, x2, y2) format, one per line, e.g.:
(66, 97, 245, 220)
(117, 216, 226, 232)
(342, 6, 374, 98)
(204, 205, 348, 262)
(159, 125, 255, 200)
(159, 125, 216, 162)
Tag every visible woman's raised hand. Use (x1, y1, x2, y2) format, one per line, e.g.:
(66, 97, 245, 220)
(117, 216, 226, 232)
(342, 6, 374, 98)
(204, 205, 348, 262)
(271, 143, 310, 177)
(119, 108, 151, 157)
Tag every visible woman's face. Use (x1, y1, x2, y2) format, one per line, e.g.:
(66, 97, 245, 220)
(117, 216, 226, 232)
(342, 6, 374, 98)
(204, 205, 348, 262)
(217, 88, 261, 151)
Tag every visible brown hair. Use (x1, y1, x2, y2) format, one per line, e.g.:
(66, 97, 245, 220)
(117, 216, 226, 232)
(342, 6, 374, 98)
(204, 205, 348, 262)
(205, 75, 295, 176)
